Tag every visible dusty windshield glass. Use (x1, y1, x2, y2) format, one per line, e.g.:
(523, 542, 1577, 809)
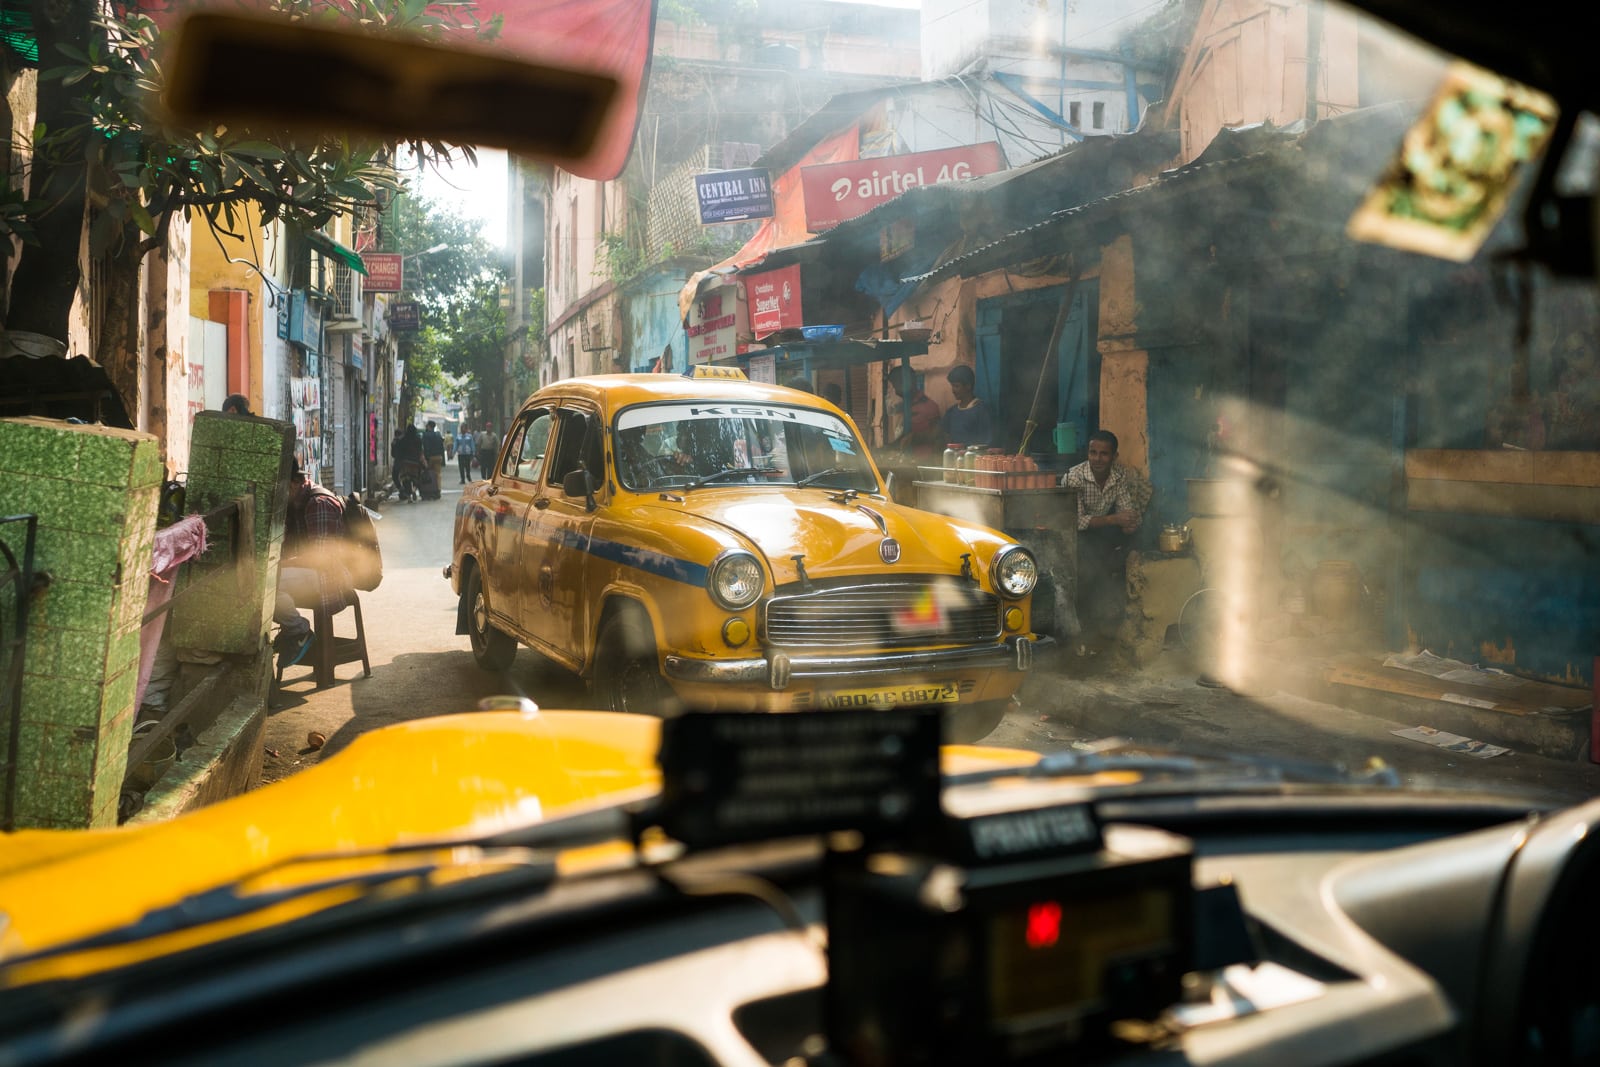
(10, 0, 1600, 870)
(614, 403, 878, 492)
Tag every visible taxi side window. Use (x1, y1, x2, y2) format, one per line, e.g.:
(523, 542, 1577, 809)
(546, 408, 599, 488)
(505, 410, 553, 482)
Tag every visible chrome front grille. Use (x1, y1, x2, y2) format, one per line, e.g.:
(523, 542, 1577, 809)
(763, 579, 1001, 649)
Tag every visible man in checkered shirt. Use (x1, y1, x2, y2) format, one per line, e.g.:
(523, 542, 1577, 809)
(1060, 430, 1148, 658)
(272, 460, 353, 670)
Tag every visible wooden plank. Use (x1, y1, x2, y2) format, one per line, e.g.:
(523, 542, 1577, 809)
(1324, 662, 1534, 716)
(1405, 449, 1600, 489)
(1405, 449, 1533, 484)
(1406, 479, 1600, 523)
(1533, 451, 1600, 488)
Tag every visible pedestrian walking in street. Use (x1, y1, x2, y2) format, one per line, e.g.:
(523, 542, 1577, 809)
(393, 425, 424, 501)
(422, 421, 446, 498)
(476, 422, 500, 476)
(454, 426, 477, 483)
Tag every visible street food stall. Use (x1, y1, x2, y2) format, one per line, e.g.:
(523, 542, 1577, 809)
(915, 462, 1078, 639)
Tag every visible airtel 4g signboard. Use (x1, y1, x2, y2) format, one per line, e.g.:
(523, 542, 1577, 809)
(800, 142, 1005, 232)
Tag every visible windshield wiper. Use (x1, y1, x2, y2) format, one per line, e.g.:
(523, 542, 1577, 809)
(0, 850, 557, 970)
(0, 803, 643, 971)
(946, 743, 1401, 790)
(686, 466, 771, 489)
(796, 466, 854, 488)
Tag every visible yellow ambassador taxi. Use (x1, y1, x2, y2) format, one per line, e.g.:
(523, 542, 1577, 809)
(447, 368, 1051, 741)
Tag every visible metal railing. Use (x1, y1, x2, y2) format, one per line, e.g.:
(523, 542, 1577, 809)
(0, 514, 38, 831)
(125, 496, 254, 787)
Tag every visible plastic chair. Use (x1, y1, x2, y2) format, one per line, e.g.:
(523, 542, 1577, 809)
(277, 592, 371, 690)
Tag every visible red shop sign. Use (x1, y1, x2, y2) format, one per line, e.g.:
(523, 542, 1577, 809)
(362, 253, 403, 293)
(746, 264, 802, 338)
(801, 142, 1005, 232)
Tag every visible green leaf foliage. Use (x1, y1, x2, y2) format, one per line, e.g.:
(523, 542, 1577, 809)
(20, 0, 502, 258)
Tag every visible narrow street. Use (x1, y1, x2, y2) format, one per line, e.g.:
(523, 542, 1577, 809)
(264, 489, 1600, 805)
(262, 481, 587, 783)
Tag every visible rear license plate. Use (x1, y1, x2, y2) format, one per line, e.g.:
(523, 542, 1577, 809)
(821, 682, 964, 709)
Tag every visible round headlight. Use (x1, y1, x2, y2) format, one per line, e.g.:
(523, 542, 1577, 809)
(709, 551, 764, 610)
(990, 545, 1038, 598)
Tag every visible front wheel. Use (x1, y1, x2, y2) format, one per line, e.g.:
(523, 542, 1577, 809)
(943, 700, 1010, 744)
(465, 567, 517, 671)
(592, 611, 678, 716)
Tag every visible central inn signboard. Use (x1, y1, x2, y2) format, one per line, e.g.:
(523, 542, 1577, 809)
(695, 168, 776, 224)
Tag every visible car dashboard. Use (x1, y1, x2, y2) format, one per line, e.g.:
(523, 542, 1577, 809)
(11, 793, 1598, 1067)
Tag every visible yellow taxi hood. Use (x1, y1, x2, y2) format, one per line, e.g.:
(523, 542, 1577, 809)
(0, 710, 661, 960)
(0, 708, 1039, 963)
(637, 491, 1012, 583)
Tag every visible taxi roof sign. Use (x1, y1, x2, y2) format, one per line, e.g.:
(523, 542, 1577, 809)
(684, 365, 748, 381)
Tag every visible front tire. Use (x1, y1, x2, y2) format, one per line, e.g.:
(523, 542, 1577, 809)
(943, 700, 1010, 744)
(592, 611, 678, 716)
(465, 567, 517, 671)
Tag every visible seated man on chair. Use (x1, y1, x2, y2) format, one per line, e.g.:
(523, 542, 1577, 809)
(273, 459, 352, 671)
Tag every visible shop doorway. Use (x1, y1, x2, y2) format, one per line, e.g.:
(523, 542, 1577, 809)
(974, 281, 1098, 461)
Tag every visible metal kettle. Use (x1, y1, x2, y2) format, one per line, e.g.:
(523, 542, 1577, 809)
(1158, 523, 1191, 553)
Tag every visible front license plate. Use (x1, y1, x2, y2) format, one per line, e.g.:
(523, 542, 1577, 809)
(821, 682, 965, 709)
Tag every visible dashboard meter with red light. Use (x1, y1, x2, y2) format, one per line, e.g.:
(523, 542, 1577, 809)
(824, 819, 1193, 1065)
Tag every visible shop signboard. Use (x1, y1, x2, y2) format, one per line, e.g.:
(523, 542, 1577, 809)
(694, 167, 775, 224)
(390, 301, 421, 331)
(746, 264, 802, 338)
(363, 252, 404, 292)
(801, 142, 1006, 232)
(687, 283, 740, 365)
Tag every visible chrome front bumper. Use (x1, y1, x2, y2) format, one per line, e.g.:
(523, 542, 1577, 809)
(663, 635, 1052, 690)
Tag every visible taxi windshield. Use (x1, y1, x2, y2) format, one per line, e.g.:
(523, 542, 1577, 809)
(613, 402, 879, 492)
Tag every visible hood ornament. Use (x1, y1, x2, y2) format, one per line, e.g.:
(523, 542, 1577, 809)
(856, 504, 900, 564)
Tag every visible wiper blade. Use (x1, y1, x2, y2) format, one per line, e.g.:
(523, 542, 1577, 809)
(0, 848, 555, 971)
(686, 466, 770, 488)
(0, 801, 642, 971)
(796, 466, 853, 488)
(946, 742, 1401, 789)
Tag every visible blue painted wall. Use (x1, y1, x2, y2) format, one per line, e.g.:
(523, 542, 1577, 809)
(623, 267, 693, 373)
(1406, 511, 1600, 685)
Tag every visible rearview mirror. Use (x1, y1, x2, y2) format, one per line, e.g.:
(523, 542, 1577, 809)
(162, 12, 620, 161)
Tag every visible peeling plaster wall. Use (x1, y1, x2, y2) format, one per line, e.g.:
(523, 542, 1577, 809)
(1097, 235, 1147, 473)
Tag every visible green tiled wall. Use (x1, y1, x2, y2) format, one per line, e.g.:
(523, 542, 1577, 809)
(0, 418, 162, 829)
(167, 413, 293, 655)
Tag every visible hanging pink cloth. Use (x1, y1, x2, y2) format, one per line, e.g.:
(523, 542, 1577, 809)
(136, 515, 210, 711)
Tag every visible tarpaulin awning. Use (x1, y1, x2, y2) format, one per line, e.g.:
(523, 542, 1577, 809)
(306, 230, 367, 275)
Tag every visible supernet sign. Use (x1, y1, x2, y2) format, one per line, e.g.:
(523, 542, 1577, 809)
(800, 142, 1006, 231)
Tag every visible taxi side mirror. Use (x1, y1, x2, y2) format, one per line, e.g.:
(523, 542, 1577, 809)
(563, 469, 598, 510)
